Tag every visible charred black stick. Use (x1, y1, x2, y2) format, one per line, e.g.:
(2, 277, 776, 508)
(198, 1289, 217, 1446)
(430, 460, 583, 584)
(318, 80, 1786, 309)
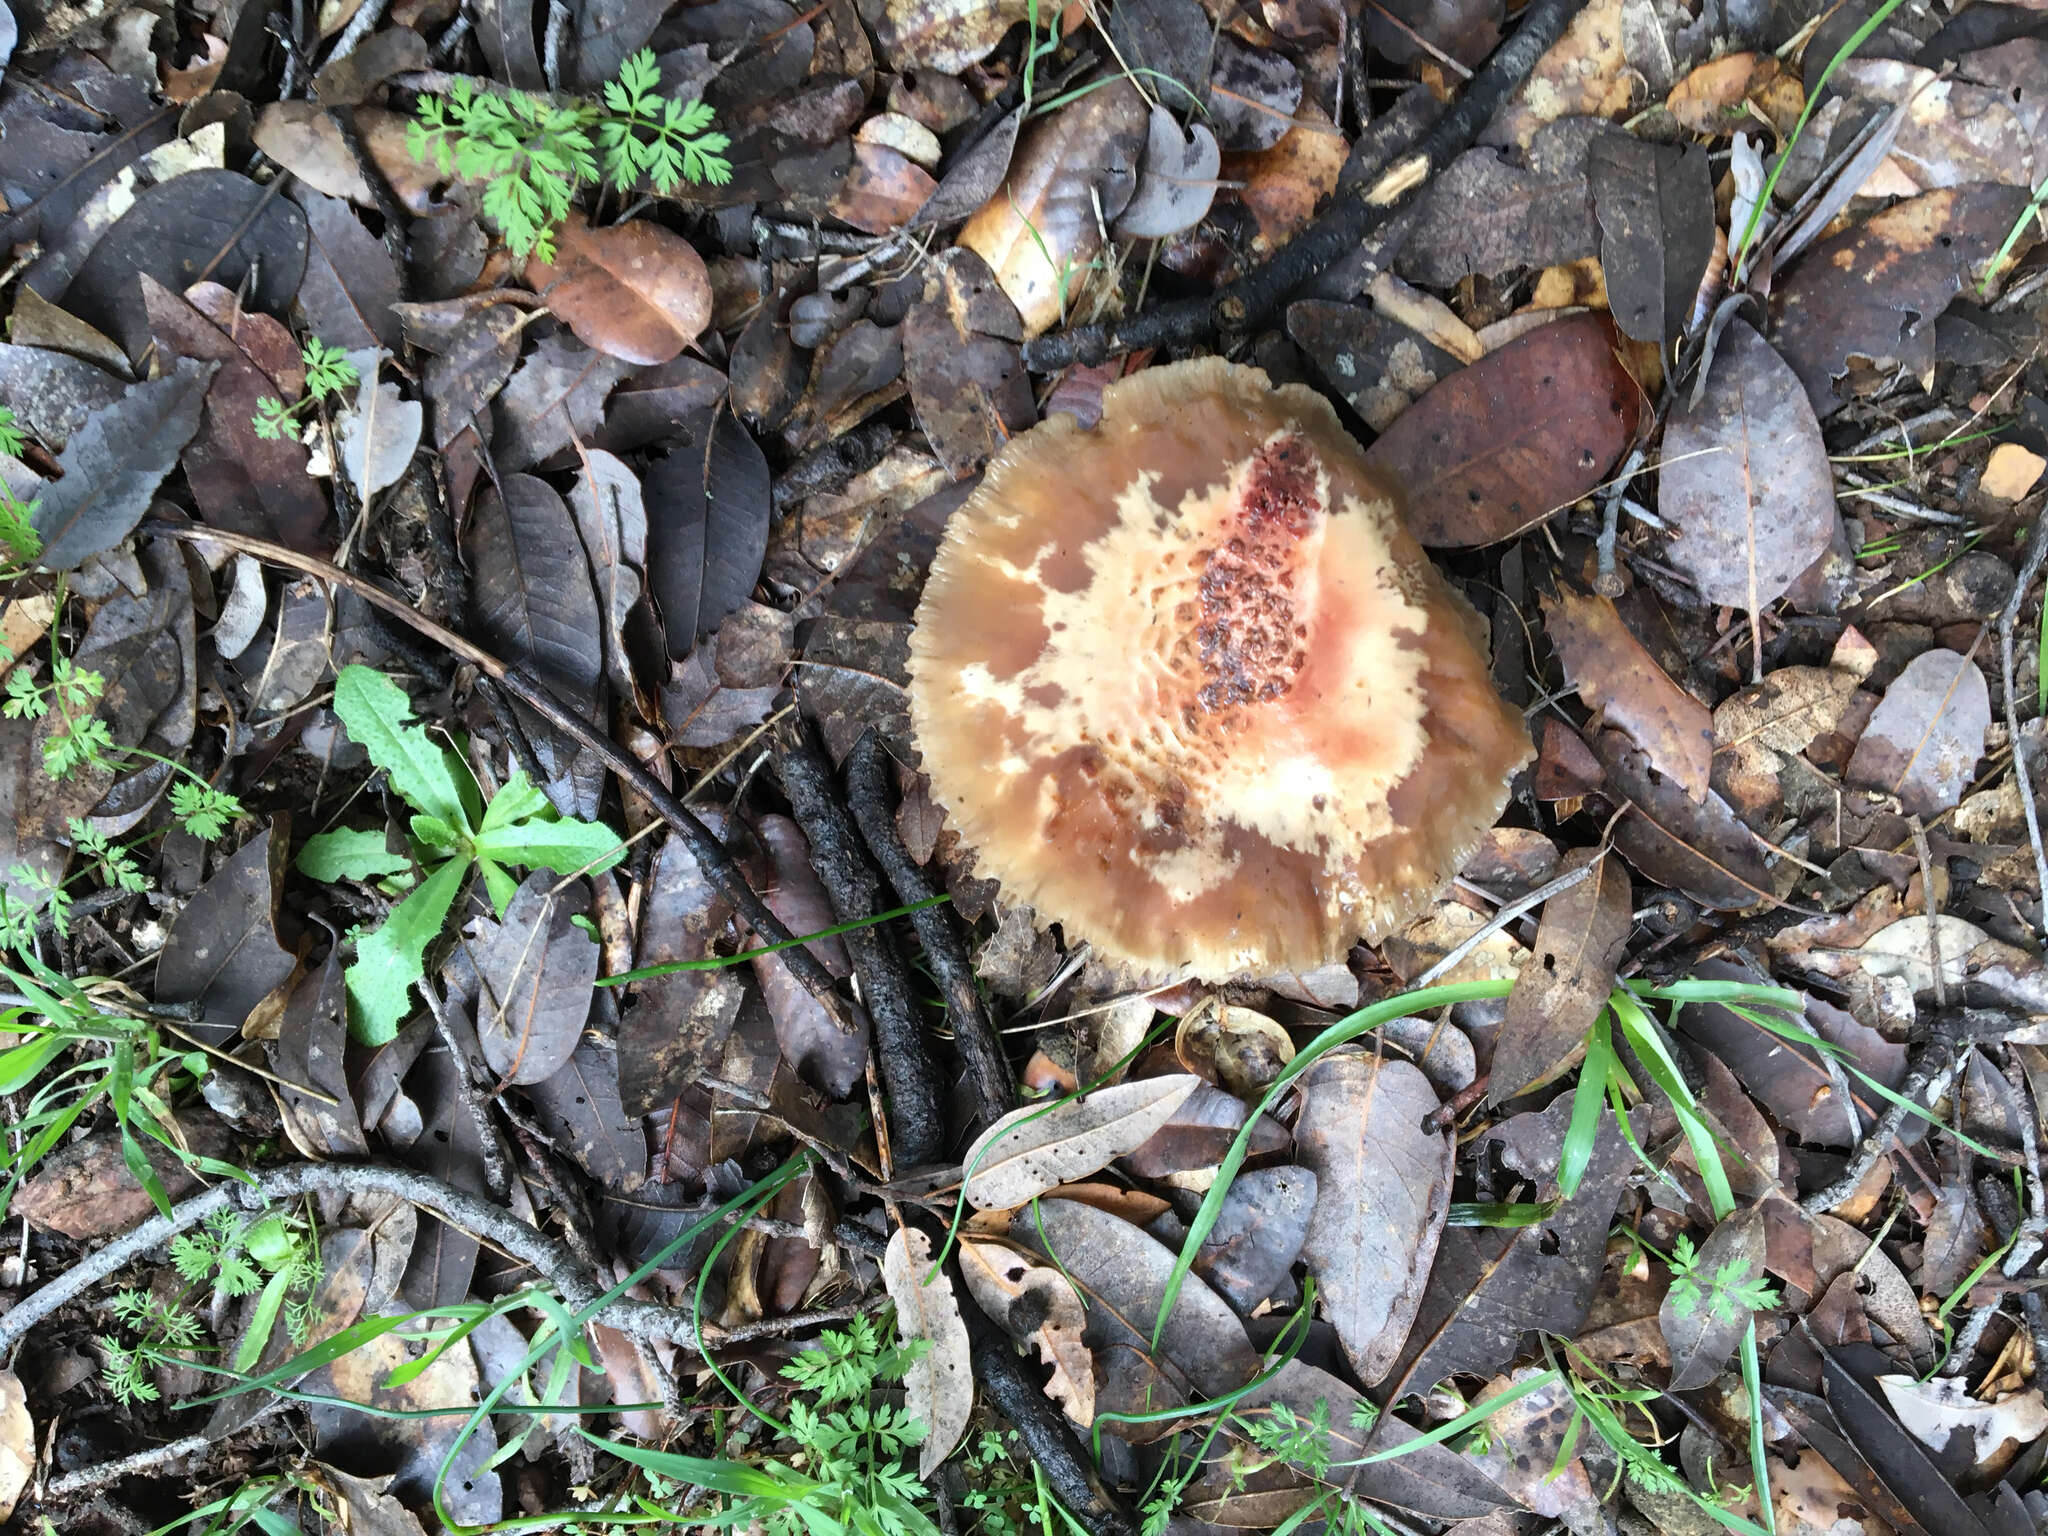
(137, 521, 856, 1025)
(962, 1298, 1135, 1536)
(844, 731, 1016, 1130)
(773, 723, 947, 1166)
(772, 422, 897, 511)
(1022, 0, 1590, 370)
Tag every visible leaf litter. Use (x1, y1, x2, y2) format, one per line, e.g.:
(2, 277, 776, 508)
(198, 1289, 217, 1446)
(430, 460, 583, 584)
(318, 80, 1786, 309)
(0, 0, 2045, 1534)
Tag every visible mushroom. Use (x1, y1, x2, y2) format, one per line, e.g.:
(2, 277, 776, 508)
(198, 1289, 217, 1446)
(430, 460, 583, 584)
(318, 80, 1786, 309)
(906, 358, 1533, 980)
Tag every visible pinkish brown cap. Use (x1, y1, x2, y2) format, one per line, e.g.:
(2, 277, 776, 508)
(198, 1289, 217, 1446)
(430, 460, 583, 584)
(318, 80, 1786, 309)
(907, 358, 1533, 980)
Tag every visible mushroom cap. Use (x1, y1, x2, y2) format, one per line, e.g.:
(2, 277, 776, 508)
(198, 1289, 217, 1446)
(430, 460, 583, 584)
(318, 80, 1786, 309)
(907, 358, 1533, 980)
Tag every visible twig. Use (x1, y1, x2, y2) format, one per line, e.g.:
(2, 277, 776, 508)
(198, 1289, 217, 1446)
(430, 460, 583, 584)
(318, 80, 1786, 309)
(1908, 814, 1946, 1008)
(961, 1293, 1134, 1536)
(321, 0, 391, 68)
(417, 983, 513, 1201)
(45, 1401, 285, 1499)
(136, 520, 857, 1029)
(46, 1435, 212, 1498)
(843, 731, 1015, 1130)
(771, 723, 947, 1166)
(1801, 1027, 1963, 1215)
(1946, 1056, 2048, 1373)
(1412, 859, 1598, 988)
(0, 1163, 728, 1363)
(1996, 511, 2048, 933)
(772, 422, 897, 511)
(1022, 0, 1590, 369)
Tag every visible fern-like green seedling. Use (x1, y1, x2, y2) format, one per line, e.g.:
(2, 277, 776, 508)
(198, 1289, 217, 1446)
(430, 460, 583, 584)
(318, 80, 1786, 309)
(298, 664, 628, 1045)
(1666, 1232, 1779, 1323)
(252, 336, 360, 441)
(407, 48, 730, 263)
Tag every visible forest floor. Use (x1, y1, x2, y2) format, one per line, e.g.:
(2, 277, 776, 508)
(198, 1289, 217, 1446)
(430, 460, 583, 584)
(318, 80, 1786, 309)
(0, 0, 2045, 1533)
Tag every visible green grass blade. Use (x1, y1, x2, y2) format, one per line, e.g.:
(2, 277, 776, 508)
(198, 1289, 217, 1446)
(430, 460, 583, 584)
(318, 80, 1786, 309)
(1733, 0, 1911, 273)
(1151, 979, 1514, 1349)
(1560, 1011, 1618, 1199)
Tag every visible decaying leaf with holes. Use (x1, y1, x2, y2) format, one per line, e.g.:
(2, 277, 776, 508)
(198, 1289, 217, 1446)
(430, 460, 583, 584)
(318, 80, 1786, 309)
(957, 1238, 1095, 1425)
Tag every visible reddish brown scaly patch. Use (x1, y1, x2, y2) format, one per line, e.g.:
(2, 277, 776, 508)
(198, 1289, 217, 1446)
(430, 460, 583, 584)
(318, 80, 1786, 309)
(1194, 434, 1319, 715)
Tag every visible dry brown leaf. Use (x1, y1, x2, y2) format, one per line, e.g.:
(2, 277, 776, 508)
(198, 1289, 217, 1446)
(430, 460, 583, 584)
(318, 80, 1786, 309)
(1295, 1051, 1450, 1386)
(832, 141, 940, 235)
(1833, 60, 2038, 193)
(1221, 99, 1347, 252)
(1544, 586, 1713, 800)
(872, 0, 1030, 72)
(1016, 1197, 1259, 1435)
(1491, 848, 1632, 1099)
(1174, 995, 1296, 1099)
(958, 80, 1148, 335)
(1844, 648, 1992, 818)
(1771, 183, 2035, 418)
(0, 1372, 29, 1523)
(881, 1227, 973, 1476)
(1665, 53, 1779, 135)
(1710, 662, 1859, 820)
(1658, 318, 1836, 614)
(1363, 310, 1642, 548)
(251, 103, 434, 211)
(961, 1074, 1201, 1209)
(524, 212, 710, 367)
(1486, 0, 1631, 149)
(1984, 443, 2046, 501)
(958, 1238, 1096, 1425)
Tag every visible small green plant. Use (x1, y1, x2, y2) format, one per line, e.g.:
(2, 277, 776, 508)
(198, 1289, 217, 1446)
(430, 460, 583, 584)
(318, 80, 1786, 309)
(0, 947, 233, 1224)
(594, 1314, 942, 1536)
(0, 408, 41, 569)
(101, 1209, 322, 1403)
(407, 48, 731, 263)
(1665, 1233, 1779, 1323)
(1, 597, 247, 821)
(148, 1471, 331, 1536)
(3, 651, 108, 778)
(251, 337, 361, 441)
(298, 664, 627, 1045)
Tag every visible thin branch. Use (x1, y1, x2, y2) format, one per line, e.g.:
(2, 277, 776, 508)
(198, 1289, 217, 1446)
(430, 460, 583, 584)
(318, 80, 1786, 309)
(1412, 858, 1598, 988)
(771, 722, 947, 1166)
(1996, 511, 2048, 931)
(0, 1163, 746, 1364)
(1801, 1027, 1963, 1215)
